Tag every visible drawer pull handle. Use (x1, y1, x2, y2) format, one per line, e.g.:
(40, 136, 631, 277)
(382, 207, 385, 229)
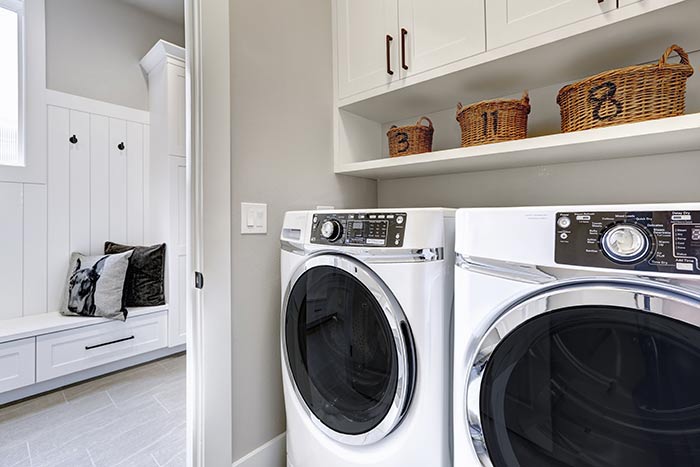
(85, 335, 135, 350)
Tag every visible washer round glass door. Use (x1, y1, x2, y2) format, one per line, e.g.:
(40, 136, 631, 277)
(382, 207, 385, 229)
(284, 254, 415, 445)
(467, 280, 700, 467)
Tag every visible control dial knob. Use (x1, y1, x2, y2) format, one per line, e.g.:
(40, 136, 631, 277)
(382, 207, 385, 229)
(320, 219, 343, 242)
(601, 224, 651, 264)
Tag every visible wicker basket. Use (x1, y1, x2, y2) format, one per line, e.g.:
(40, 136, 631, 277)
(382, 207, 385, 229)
(456, 92, 530, 148)
(387, 117, 434, 157)
(557, 45, 694, 133)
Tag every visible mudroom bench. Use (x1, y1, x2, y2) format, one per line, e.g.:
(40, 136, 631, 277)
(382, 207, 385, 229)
(0, 305, 184, 405)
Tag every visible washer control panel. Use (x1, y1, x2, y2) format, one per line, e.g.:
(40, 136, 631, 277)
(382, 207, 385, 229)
(555, 210, 700, 275)
(310, 212, 407, 247)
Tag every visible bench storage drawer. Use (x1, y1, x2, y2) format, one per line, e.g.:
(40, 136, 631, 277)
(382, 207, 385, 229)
(36, 311, 167, 382)
(0, 338, 36, 393)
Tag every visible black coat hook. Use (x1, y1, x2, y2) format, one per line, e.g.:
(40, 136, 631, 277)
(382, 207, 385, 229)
(118, 142, 125, 151)
(69, 135, 78, 144)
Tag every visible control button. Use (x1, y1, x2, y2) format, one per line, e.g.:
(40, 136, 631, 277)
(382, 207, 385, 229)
(396, 234, 401, 239)
(672, 214, 692, 221)
(396, 216, 405, 225)
(320, 219, 343, 242)
(576, 215, 591, 221)
(313, 216, 318, 224)
(601, 224, 650, 264)
(395, 240, 400, 245)
(560, 233, 568, 240)
(557, 216, 571, 229)
(677, 262, 694, 272)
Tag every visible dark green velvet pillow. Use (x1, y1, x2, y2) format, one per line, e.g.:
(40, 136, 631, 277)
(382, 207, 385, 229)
(104, 242, 166, 307)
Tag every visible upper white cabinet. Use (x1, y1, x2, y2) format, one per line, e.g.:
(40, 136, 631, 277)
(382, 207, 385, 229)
(486, 0, 616, 50)
(336, 0, 485, 98)
(398, 0, 485, 77)
(337, 0, 399, 98)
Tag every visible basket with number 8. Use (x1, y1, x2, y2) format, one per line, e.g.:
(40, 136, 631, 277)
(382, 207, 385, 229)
(456, 91, 531, 148)
(557, 44, 694, 133)
(387, 117, 434, 157)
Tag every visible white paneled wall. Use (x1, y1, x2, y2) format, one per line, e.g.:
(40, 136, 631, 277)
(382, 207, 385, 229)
(3, 91, 151, 318)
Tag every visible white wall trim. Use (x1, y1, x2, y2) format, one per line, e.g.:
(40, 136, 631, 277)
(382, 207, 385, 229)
(232, 434, 286, 467)
(45, 90, 150, 124)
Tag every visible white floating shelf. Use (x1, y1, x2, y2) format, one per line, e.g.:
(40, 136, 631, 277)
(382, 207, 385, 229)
(335, 114, 700, 180)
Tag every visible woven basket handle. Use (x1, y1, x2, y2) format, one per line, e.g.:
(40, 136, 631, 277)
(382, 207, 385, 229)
(416, 116, 433, 129)
(520, 91, 530, 105)
(659, 44, 691, 68)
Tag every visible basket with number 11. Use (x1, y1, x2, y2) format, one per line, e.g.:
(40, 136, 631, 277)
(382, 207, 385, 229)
(557, 44, 694, 133)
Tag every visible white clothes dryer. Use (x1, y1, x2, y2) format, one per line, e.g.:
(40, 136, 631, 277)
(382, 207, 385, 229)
(280, 208, 454, 467)
(453, 203, 700, 467)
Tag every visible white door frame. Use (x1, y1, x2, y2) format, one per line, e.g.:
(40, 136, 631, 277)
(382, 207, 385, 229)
(185, 0, 233, 466)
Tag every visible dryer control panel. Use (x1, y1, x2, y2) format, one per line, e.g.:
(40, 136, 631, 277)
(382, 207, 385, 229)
(310, 212, 407, 247)
(555, 210, 700, 275)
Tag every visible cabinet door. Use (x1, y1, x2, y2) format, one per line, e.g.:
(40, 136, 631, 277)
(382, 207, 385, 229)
(398, 0, 485, 77)
(486, 0, 616, 50)
(336, 0, 399, 98)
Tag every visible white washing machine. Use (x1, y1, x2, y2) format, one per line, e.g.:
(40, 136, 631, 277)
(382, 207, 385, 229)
(453, 203, 700, 467)
(280, 208, 454, 467)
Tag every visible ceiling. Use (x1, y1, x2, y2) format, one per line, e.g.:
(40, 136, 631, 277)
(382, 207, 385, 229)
(118, 0, 184, 25)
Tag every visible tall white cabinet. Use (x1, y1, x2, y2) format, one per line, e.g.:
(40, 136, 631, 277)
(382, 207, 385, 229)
(141, 40, 188, 348)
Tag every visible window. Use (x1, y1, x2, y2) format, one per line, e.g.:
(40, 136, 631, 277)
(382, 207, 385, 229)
(0, 0, 22, 166)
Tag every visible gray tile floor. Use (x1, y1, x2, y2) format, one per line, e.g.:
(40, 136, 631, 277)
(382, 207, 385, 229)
(0, 354, 186, 467)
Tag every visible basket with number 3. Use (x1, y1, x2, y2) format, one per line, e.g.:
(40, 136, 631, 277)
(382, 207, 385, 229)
(456, 92, 530, 148)
(557, 44, 694, 133)
(387, 117, 434, 157)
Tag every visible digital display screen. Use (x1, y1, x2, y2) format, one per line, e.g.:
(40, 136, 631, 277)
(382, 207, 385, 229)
(693, 228, 700, 242)
(352, 222, 364, 230)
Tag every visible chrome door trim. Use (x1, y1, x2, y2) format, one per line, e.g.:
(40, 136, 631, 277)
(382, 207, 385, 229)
(282, 253, 416, 446)
(456, 254, 556, 284)
(281, 240, 444, 264)
(465, 277, 700, 467)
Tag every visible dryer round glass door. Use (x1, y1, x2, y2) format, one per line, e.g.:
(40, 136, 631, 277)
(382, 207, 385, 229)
(284, 255, 415, 446)
(467, 281, 700, 467)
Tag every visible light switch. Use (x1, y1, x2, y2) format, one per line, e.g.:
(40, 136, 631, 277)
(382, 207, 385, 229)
(241, 203, 267, 234)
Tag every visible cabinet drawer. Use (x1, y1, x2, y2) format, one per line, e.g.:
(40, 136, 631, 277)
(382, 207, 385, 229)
(0, 338, 36, 393)
(36, 311, 167, 382)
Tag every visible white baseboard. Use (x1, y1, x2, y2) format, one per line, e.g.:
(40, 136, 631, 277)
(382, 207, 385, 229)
(0, 345, 185, 406)
(233, 433, 286, 467)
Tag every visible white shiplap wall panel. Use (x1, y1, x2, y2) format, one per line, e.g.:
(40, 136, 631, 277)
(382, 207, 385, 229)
(109, 119, 128, 244)
(47, 106, 71, 313)
(89, 115, 110, 256)
(68, 110, 91, 255)
(0, 183, 24, 320)
(23, 184, 48, 316)
(127, 122, 145, 245)
(2, 96, 152, 320)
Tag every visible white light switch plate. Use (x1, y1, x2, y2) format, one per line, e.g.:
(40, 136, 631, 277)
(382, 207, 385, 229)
(241, 203, 267, 234)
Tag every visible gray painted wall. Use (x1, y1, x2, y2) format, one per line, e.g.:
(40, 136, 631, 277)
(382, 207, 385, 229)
(379, 50, 700, 208)
(229, 0, 377, 462)
(45, 0, 184, 110)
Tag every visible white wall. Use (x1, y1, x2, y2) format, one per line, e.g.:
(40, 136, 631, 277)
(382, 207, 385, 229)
(379, 50, 700, 208)
(45, 0, 184, 110)
(229, 0, 377, 462)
